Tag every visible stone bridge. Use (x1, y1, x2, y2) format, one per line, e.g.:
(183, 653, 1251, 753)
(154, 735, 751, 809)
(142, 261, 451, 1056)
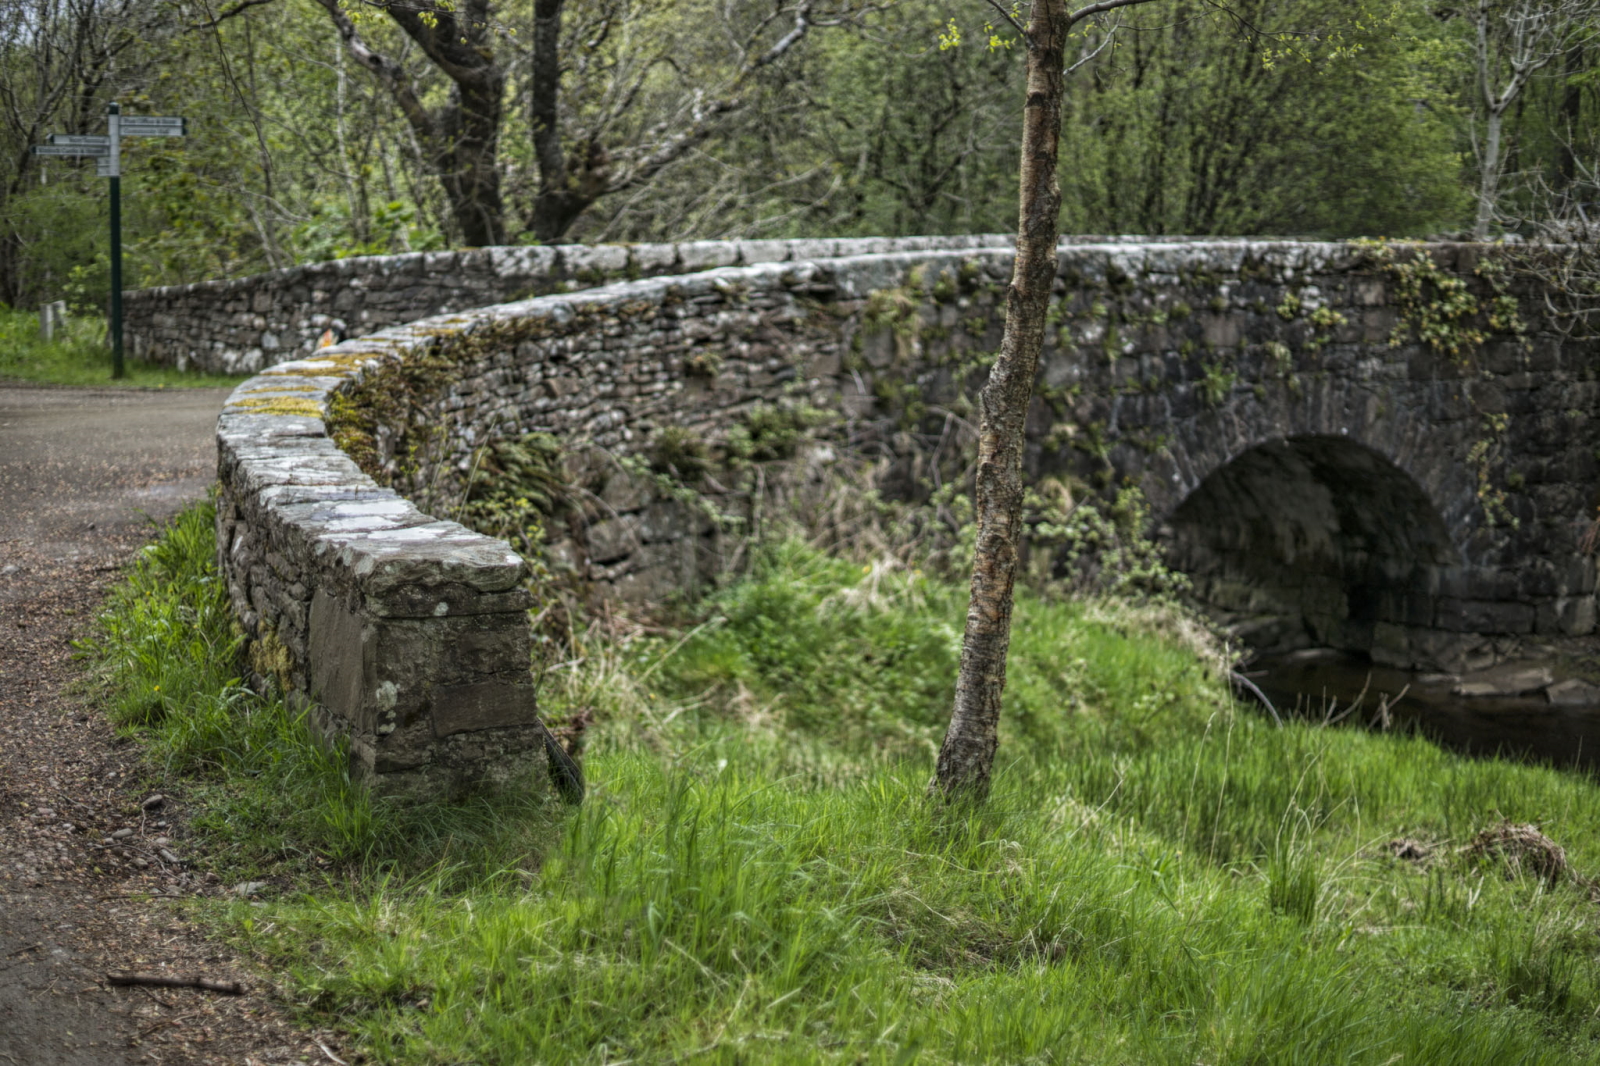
(1015, 242, 1595, 674)
(181, 237, 1596, 791)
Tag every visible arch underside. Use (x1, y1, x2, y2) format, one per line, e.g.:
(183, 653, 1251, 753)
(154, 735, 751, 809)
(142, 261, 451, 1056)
(1164, 436, 1464, 663)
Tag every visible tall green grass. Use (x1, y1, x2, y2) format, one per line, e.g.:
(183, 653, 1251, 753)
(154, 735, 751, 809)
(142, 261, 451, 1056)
(91, 506, 1600, 1064)
(0, 306, 246, 387)
(82, 502, 561, 877)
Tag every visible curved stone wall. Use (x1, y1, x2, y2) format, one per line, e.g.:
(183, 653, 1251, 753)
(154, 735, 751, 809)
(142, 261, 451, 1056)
(218, 236, 1596, 792)
(132, 235, 1011, 374)
(215, 238, 1014, 794)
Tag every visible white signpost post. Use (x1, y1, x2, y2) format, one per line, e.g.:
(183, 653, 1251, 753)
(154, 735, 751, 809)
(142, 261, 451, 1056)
(30, 104, 187, 378)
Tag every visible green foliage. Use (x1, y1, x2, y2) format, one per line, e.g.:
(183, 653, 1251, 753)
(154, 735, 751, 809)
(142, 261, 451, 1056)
(458, 432, 570, 557)
(648, 426, 711, 484)
(0, 306, 245, 387)
(1361, 239, 1487, 359)
(1028, 484, 1194, 600)
(724, 403, 830, 463)
(1199, 360, 1237, 406)
(291, 199, 444, 264)
(1054, 0, 1468, 237)
(80, 502, 375, 861)
(82, 500, 562, 876)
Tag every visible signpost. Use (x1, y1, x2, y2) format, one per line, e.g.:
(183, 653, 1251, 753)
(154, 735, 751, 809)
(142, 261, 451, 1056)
(30, 144, 107, 157)
(30, 104, 187, 378)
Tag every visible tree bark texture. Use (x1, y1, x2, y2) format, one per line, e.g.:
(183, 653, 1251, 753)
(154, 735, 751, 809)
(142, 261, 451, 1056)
(933, 0, 1068, 801)
(1474, 107, 1504, 240)
(315, 0, 506, 247)
(387, 0, 506, 246)
(527, 0, 608, 242)
(1472, 107, 1497, 238)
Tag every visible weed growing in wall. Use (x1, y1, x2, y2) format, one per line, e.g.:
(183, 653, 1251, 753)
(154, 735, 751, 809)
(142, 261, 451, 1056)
(457, 432, 571, 556)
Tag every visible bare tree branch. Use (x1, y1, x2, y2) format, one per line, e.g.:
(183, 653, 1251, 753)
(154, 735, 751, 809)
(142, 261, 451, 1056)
(1065, 18, 1121, 73)
(980, 0, 1030, 42)
(186, 0, 280, 34)
(604, 1, 819, 194)
(308, 0, 434, 144)
(1067, 0, 1164, 30)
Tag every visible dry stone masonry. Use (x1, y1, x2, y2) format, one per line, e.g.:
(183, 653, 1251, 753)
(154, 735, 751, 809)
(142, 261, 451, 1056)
(209, 236, 1597, 792)
(130, 236, 1012, 374)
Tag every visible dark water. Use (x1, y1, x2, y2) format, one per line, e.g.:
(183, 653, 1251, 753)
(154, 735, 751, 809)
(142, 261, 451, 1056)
(1245, 649, 1600, 770)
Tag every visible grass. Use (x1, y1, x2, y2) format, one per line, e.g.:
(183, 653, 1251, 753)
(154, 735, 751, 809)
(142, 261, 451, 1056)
(85, 504, 1600, 1064)
(0, 306, 248, 388)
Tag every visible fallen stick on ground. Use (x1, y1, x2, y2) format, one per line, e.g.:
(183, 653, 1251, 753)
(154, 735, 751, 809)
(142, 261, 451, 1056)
(107, 972, 244, 995)
(313, 1037, 350, 1065)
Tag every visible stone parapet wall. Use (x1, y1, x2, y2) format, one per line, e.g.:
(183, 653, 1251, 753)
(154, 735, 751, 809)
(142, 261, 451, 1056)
(130, 235, 1014, 374)
(215, 246, 1013, 794)
(216, 373, 547, 797)
(343, 239, 1596, 670)
(217, 237, 1597, 794)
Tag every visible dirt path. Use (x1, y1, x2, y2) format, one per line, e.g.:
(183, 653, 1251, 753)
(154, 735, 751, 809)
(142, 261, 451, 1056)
(0, 385, 337, 1066)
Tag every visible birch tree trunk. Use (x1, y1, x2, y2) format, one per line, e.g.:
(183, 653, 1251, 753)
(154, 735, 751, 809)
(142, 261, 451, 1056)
(933, 0, 1069, 801)
(1474, 106, 1504, 240)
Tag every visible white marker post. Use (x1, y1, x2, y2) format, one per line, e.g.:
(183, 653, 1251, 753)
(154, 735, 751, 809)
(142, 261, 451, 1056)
(30, 107, 186, 379)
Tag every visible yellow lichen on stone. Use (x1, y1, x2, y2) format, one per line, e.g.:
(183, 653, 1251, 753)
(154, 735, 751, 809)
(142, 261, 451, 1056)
(229, 396, 325, 418)
(239, 379, 323, 393)
(247, 624, 294, 693)
(263, 351, 385, 377)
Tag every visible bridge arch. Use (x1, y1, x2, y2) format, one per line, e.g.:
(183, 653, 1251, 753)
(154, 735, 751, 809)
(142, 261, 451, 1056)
(1159, 434, 1466, 663)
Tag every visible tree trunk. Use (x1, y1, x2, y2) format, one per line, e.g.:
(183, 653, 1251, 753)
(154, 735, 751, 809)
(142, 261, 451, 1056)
(437, 76, 507, 246)
(933, 0, 1068, 801)
(1558, 44, 1584, 192)
(1474, 105, 1503, 240)
(528, 0, 594, 242)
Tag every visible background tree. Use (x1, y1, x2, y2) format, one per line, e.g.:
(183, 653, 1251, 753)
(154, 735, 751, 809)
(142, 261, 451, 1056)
(309, 0, 507, 245)
(1463, 0, 1599, 238)
(1057, 0, 1466, 235)
(301, 0, 874, 245)
(4, 0, 1583, 314)
(929, 0, 1433, 799)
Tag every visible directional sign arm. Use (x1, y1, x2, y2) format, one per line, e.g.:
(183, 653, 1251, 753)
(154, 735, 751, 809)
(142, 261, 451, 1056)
(31, 144, 109, 157)
(120, 117, 187, 137)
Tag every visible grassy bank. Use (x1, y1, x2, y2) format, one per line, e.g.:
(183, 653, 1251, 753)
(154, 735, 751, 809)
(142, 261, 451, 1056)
(88, 504, 1600, 1064)
(0, 306, 246, 387)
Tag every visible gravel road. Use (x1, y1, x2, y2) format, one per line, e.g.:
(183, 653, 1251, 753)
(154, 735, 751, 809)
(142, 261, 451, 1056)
(0, 384, 335, 1065)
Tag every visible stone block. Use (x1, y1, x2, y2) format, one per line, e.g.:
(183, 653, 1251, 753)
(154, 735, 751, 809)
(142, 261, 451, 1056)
(736, 240, 792, 264)
(629, 244, 676, 274)
(1546, 679, 1600, 707)
(309, 588, 369, 735)
(678, 241, 739, 270)
(859, 327, 896, 369)
(431, 681, 539, 737)
(1557, 595, 1596, 635)
(586, 516, 639, 564)
(569, 245, 629, 275)
(1434, 597, 1534, 634)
